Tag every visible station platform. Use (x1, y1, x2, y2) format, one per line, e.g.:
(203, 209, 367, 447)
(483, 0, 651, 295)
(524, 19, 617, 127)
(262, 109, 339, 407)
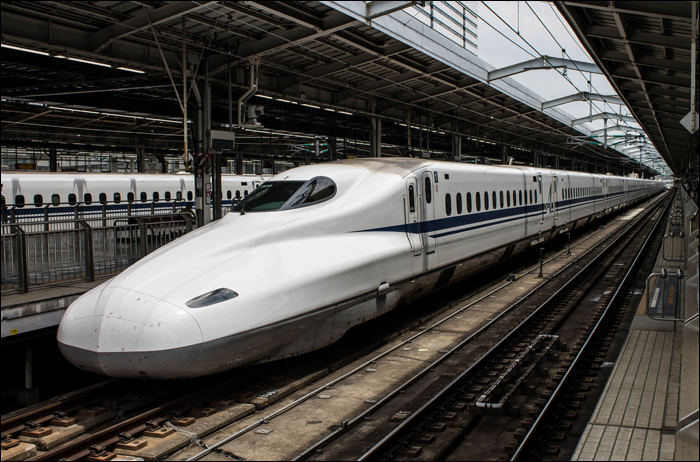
(572, 190, 699, 461)
(1, 279, 104, 338)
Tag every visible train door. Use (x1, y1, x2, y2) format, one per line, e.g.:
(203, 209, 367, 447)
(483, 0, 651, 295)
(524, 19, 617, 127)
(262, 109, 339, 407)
(563, 173, 571, 224)
(551, 173, 559, 224)
(420, 171, 436, 254)
(405, 177, 422, 256)
(603, 177, 609, 211)
(537, 174, 545, 225)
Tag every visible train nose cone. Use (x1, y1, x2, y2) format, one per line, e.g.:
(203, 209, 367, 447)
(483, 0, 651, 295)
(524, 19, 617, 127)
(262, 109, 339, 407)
(57, 286, 203, 379)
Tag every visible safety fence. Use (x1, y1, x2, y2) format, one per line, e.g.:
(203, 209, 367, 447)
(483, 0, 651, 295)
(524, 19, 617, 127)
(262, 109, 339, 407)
(1, 213, 194, 294)
(1, 200, 194, 232)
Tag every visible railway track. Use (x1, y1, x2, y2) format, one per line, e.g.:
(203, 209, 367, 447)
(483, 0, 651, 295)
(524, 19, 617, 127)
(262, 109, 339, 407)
(0, 194, 668, 462)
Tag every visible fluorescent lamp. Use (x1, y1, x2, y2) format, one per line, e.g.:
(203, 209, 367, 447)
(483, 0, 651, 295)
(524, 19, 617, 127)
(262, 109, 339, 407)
(67, 57, 111, 68)
(116, 67, 145, 74)
(1, 44, 49, 56)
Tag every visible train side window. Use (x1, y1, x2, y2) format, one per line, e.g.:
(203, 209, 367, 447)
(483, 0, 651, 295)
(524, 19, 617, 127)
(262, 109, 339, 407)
(140, 192, 148, 202)
(236, 190, 241, 199)
(187, 191, 193, 201)
(176, 191, 183, 201)
(127, 192, 134, 203)
(84, 193, 92, 205)
(500, 191, 504, 208)
(165, 191, 171, 201)
(506, 191, 510, 207)
(15, 195, 25, 208)
(99, 193, 107, 205)
(519, 190, 523, 206)
(513, 190, 517, 206)
(475, 192, 481, 212)
(113, 193, 121, 204)
(424, 176, 432, 204)
(52, 194, 60, 206)
(445, 194, 452, 216)
(493, 191, 497, 209)
(34, 194, 43, 207)
(153, 192, 159, 202)
(408, 185, 415, 212)
(227, 190, 232, 200)
(244, 190, 249, 197)
(484, 191, 489, 210)
(456, 193, 462, 214)
(466, 192, 472, 213)
(529, 190, 533, 204)
(534, 190, 538, 203)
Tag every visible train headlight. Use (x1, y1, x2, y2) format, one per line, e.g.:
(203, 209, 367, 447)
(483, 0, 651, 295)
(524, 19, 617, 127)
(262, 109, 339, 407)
(186, 288, 238, 308)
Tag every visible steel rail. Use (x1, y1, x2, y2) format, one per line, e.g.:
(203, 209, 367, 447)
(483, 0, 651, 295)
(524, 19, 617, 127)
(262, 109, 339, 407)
(1, 379, 120, 435)
(355, 192, 670, 461)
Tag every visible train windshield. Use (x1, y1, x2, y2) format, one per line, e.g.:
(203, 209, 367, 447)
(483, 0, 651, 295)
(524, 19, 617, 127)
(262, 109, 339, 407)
(233, 181, 305, 212)
(233, 176, 337, 212)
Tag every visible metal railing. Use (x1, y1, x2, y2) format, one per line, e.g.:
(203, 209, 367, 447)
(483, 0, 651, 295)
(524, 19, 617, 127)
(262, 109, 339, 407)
(1, 199, 237, 232)
(1, 213, 194, 294)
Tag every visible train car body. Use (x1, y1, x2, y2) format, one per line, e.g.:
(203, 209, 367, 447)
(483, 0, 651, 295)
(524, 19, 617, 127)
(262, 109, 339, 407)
(0, 172, 265, 220)
(56, 159, 663, 379)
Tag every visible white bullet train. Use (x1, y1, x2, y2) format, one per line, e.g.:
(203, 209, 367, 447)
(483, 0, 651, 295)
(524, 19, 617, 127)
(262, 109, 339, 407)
(0, 171, 266, 219)
(57, 158, 663, 379)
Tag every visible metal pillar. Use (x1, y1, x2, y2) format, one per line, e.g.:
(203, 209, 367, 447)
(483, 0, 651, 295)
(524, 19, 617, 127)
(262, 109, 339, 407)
(501, 145, 508, 165)
(136, 145, 146, 173)
(48, 147, 58, 172)
(235, 150, 243, 175)
(212, 152, 222, 220)
(369, 117, 381, 157)
(191, 78, 209, 227)
(328, 136, 337, 161)
(452, 132, 462, 162)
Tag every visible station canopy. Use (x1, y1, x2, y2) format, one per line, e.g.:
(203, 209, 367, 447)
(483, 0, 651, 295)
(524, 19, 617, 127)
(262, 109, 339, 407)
(2, 0, 684, 177)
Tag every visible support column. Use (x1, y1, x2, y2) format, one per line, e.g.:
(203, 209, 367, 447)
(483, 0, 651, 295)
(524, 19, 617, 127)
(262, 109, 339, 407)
(48, 147, 58, 172)
(136, 146, 146, 173)
(110, 156, 119, 173)
(555, 156, 560, 170)
(235, 150, 243, 175)
(501, 145, 508, 164)
(17, 348, 39, 406)
(452, 132, 462, 162)
(328, 136, 337, 162)
(369, 116, 381, 157)
(212, 152, 222, 220)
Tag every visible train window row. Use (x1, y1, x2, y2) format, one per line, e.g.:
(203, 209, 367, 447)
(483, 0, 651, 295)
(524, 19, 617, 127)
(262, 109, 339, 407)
(11, 191, 193, 207)
(444, 189, 539, 216)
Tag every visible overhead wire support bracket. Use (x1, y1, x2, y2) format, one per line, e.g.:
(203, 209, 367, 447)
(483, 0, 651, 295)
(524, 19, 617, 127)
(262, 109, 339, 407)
(487, 55, 601, 84)
(542, 92, 623, 110)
